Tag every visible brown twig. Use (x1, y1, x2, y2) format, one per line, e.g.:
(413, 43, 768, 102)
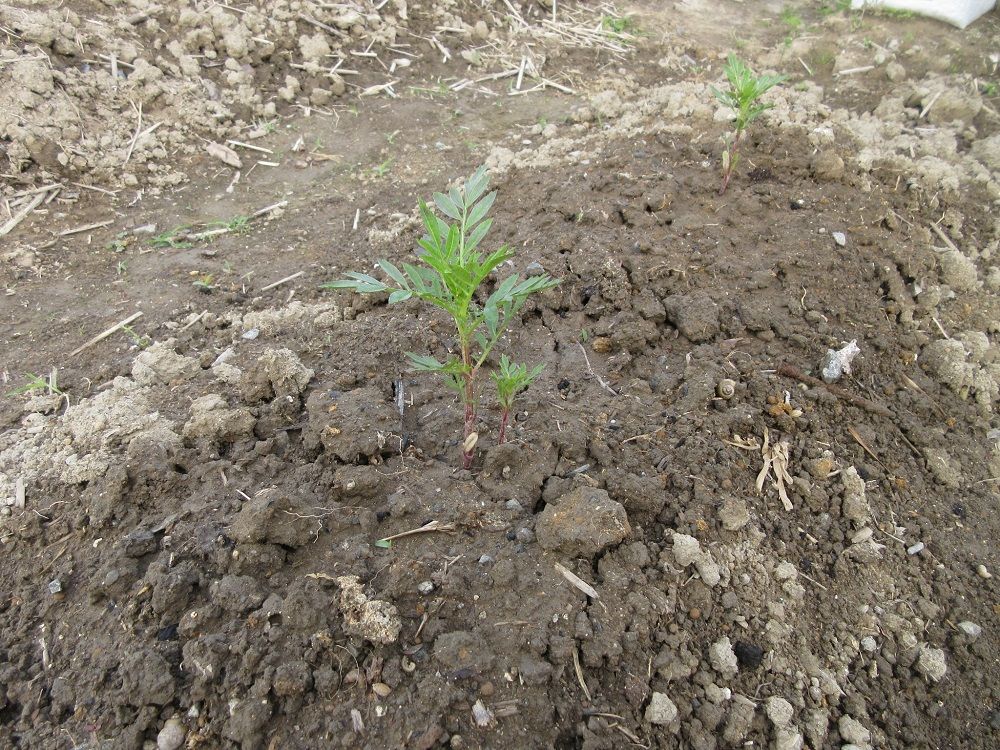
(777, 364, 892, 418)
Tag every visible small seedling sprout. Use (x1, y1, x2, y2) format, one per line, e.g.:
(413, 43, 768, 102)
(6, 369, 62, 398)
(712, 55, 787, 194)
(323, 165, 558, 468)
(492, 355, 544, 445)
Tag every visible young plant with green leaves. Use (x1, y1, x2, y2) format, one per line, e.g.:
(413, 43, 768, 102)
(322, 166, 558, 468)
(712, 55, 787, 195)
(492, 355, 544, 445)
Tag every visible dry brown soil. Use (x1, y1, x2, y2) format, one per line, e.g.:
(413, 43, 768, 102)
(2, 2, 999, 749)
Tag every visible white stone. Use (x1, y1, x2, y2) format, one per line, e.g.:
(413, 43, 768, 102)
(672, 532, 701, 567)
(957, 621, 982, 640)
(838, 716, 872, 747)
(916, 644, 947, 681)
(775, 561, 797, 580)
(765, 696, 794, 728)
(645, 692, 678, 725)
(157, 718, 186, 750)
(709, 637, 739, 679)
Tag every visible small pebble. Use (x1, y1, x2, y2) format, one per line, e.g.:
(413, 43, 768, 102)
(907, 542, 925, 555)
(47, 579, 63, 595)
(688, 607, 701, 620)
(525, 261, 545, 277)
(515, 527, 535, 544)
(957, 621, 982, 640)
(851, 528, 874, 544)
(156, 718, 186, 750)
(644, 692, 678, 725)
(417, 581, 435, 595)
(478, 554, 494, 565)
(505, 499, 524, 513)
(860, 636, 877, 653)
(832, 231, 846, 246)
(242, 328, 260, 340)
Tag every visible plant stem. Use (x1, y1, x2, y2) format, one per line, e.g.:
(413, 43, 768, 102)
(461, 337, 475, 469)
(498, 407, 510, 445)
(719, 128, 744, 195)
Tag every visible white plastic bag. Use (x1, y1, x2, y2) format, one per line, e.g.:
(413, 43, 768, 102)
(851, 0, 996, 28)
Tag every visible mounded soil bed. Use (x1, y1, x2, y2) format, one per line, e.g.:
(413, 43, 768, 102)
(1, 2, 999, 749)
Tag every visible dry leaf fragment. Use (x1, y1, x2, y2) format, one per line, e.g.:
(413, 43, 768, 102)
(554, 562, 599, 599)
(205, 141, 243, 168)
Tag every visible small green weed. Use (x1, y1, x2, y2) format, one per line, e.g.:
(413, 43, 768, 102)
(492, 355, 544, 445)
(780, 8, 804, 31)
(323, 165, 558, 468)
(122, 325, 151, 348)
(192, 273, 215, 293)
(712, 55, 787, 194)
(151, 227, 193, 249)
(371, 158, 393, 179)
(5, 370, 62, 398)
(601, 14, 635, 35)
(818, 0, 851, 15)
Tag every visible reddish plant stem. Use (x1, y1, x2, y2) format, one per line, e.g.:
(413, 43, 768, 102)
(462, 366, 475, 469)
(718, 128, 744, 196)
(498, 408, 510, 445)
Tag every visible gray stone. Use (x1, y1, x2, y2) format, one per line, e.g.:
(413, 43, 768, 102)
(709, 637, 739, 679)
(774, 729, 803, 750)
(672, 532, 701, 567)
(765, 696, 794, 728)
(695, 552, 722, 587)
(916, 644, 947, 681)
(535, 486, 630, 558)
(841, 467, 869, 524)
(156, 718, 186, 750)
(838, 716, 872, 748)
(957, 621, 982, 640)
(123, 529, 158, 558)
(644, 692, 678, 726)
(723, 695, 756, 743)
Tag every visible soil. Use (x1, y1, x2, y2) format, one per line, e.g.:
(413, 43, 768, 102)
(2, 1, 1000, 749)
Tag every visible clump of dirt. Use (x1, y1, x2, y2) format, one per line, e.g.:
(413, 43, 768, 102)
(0, 0, 561, 192)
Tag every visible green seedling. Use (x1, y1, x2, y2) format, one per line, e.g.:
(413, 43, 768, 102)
(601, 14, 635, 36)
(122, 325, 151, 349)
(371, 158, 393, 179)
(712, 55, 787, 195)
(492, 355, 544, 445)
(6, 370, 62, 398)
(208, 215, 251, 233)
(192, 273, 215, 293)
(323, 165, 558, 468)
(818, 0, 851, 16)
(150, 226, 193, 249)
(779, 8, 803, 32)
